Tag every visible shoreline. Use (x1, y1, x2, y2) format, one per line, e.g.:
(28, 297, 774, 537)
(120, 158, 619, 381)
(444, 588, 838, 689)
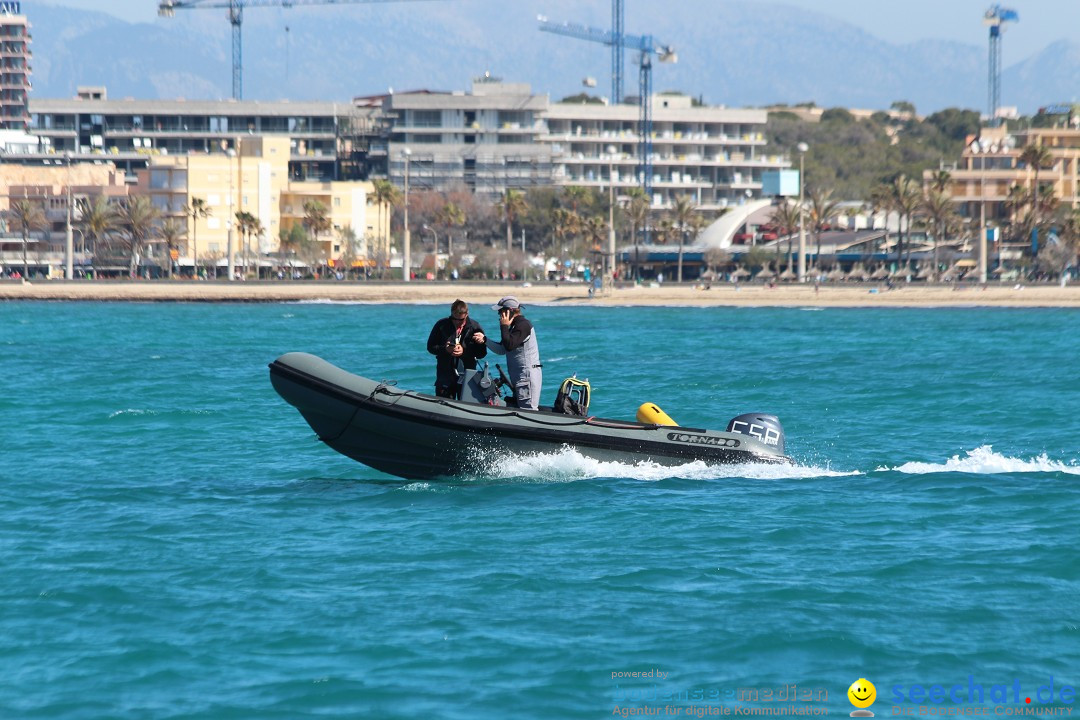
(2, 279, 1080, 307)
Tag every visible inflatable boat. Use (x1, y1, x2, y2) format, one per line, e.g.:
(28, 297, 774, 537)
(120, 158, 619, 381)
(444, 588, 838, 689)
(269, 352, 789, 480)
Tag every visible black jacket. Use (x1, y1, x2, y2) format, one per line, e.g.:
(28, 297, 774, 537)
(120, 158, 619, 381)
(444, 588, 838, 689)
(426, 315, 488, 390)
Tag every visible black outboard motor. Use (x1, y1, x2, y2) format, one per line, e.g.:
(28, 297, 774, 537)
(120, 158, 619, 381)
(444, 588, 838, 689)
(726, 413, 785, 455)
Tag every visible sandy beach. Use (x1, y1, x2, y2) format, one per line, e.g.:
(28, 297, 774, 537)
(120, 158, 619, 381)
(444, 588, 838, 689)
(2, 279, 1080, 307)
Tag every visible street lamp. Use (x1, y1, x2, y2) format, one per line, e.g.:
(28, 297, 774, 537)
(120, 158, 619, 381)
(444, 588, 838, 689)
(797, 142, 808, 282)
(402, 147, 411, 282)
(226, 147, 236, 281)
(422, 223, 438, 280)
(606, 144, 617, 294)
(64, 152, 73, 280)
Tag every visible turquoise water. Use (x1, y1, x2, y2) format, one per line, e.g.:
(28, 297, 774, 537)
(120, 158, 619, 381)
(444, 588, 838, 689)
(2, 301, 1078, 719)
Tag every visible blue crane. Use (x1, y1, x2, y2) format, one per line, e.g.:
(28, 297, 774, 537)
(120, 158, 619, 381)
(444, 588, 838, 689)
(158, 0, 442, 100)
(538, 16, 676, 200)
(611, 0, 623, 104)
(983, 4, 1018, 127)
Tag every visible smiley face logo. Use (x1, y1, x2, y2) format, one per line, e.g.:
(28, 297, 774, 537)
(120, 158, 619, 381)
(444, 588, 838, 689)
(848, 678, 876, 717)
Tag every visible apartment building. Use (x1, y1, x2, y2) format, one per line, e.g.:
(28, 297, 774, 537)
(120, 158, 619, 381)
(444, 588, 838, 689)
(19, 79, 789, 213)
(384, 78, 789, 209)
(0, 3, 31, 131)
(139, 135, 385, 268)
(544, 94, 785, 211)
(0, 160, 128, 274)
(385, 79, 553, 196)
(27, 90, 385, 182)
(940, 124, 1080, 223)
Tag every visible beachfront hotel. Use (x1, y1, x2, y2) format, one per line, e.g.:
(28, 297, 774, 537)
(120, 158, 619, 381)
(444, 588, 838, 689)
(25, 87, 382, 183)
(143, 135, 385, 274)
(0, 2, 30, 131)
(0, 132, 387, 276)
(930, 122, 1080, 265)
(20, 76, 787, 211)
(384, 77, 788, 211)
(0, 76, 789, 275)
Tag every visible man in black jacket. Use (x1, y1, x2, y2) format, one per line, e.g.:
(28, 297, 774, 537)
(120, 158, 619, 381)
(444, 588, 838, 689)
(426, 299, 487, 398)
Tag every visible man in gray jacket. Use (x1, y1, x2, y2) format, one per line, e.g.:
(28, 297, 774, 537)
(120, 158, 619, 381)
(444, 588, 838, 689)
(480, 296, 543, 410)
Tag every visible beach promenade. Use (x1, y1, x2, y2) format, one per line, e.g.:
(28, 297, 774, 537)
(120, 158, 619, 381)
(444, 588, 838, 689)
(2, 279, 1080, 307)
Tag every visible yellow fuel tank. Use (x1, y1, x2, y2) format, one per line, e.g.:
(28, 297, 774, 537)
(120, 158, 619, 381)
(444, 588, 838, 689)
(636, 403, 678, 426)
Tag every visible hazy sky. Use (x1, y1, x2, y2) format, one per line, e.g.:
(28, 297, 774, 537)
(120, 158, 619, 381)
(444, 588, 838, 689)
(35, 0, 1077, 61)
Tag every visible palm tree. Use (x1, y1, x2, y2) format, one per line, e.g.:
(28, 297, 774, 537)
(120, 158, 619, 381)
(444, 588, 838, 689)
(582, 215, 607, 279)
(669, 195, 698, 283)
(889, 175, 921, 268)
(625, 189, 651, 278)
(370, 180, 399, 277)
(77, 196, 119, 265)
(157, 217, 187, 279)
(654, 217, 675, 249)
(867, 183, 895, 261)
(302, 201, 331, 275)
(116, 196, 161, 278)
(335, 225, 360, 278)
(921, 188, 956, 282)
(496, 189, 528, 253)
(248, 214, 265, 278)
(768, 200, 801, 273)
(435, 201, 465, 253)
(234, 211, 253, 276)
(561, 185, 589, 215)
(278, 224, 309, 278)
(6, 198, 46, 278)
(927, 169, 952, 194)
(1019, 143, 1054, 238)
(182, 197, 211, 279)
(1052, 207, 1080, 278)
(550, 208, 580, 276)
(807, 187, 840, 271)
(626, 188, 650, 242)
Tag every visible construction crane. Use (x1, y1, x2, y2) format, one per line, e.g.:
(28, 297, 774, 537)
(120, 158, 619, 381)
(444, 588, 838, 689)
(984, 4, 1018, 127)
(158, 0, 439, 100)
(538, 16, 676, 200)
(611, 0, 623, 104)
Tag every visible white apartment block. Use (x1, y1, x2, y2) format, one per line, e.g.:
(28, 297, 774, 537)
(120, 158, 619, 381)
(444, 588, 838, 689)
(386, 79, 790, 210)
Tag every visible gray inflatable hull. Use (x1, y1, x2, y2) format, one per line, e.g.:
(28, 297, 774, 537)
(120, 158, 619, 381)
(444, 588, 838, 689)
(269, 352, 789, 480)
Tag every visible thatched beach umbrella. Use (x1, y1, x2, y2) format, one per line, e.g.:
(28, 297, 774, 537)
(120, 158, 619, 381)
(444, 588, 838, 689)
(847, 263, 869, 281)
(826, 266, 846, 281)
(730, 266, 750, 279)
(870, 265, 890, 280)
(778, 266, 797, 281)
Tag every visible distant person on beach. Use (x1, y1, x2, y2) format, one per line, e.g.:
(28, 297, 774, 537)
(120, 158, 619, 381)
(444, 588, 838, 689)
(478, 296, 542, 410)
(426, 299, 487, 399)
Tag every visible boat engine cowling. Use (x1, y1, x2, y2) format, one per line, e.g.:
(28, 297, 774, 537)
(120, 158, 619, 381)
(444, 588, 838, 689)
(726, 413, 785, 454)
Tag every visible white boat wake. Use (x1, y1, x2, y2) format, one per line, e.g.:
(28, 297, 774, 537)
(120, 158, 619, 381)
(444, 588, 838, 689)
(880, 445, 1080, 475)
(479, 445, 855, 482)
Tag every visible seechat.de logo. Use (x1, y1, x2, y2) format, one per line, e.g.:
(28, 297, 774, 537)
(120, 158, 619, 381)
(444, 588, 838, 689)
(849, 678, 877, 717)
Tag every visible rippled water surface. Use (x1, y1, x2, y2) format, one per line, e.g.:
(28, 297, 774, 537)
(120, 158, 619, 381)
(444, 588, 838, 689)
(2, 302, 1078, 719)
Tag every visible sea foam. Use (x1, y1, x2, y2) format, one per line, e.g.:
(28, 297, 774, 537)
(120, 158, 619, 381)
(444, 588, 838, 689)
(481, 445, 856, 482)
(881, 445, 1080, 475)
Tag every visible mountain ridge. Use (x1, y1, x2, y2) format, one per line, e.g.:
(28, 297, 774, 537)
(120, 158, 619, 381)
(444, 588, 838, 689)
(21, 0, 1078, 113)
